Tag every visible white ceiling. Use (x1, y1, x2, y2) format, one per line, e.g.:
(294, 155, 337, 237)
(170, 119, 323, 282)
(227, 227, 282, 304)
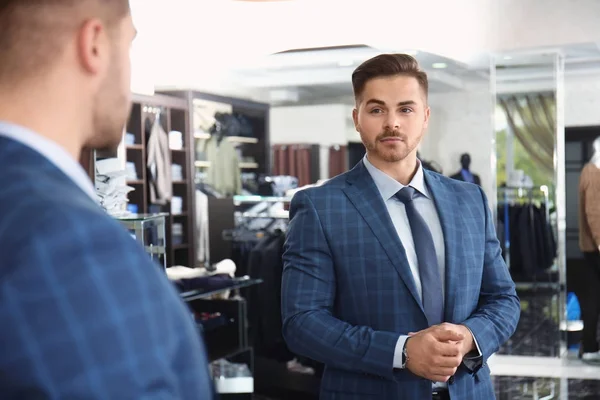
(177, 43, 600, 106)
(138, 0, 600, 104)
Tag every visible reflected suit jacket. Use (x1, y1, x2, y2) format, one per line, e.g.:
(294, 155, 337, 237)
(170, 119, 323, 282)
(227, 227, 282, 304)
(282, 161, 520, 400)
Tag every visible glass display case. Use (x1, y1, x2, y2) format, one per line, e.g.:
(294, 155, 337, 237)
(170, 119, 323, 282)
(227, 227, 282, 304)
(116, 213, 168, 270)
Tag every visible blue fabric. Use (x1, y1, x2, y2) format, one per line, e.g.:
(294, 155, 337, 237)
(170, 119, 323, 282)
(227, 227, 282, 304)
(0, 137, 213, 399)
(396, 186, 444, 326)
(0, 121, 96, 201)
(282, 161, 520, 400)
(461, 168, 475, 184)
(567, 292, 581, 321)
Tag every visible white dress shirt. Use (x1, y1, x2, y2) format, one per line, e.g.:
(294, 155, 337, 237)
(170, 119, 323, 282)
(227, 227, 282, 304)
(363, 156, 481, 387)
(0, 121, 97, 201)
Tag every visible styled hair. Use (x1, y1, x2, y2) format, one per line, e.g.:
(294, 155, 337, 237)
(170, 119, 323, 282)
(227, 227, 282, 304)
(351, 53, 429, 101)
(0, 0, 130, 83)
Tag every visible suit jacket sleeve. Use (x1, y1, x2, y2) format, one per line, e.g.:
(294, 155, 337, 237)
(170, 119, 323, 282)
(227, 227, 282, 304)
(281, 190, 400, 380)
(462, 187, 520, 365)
(2, 207, 213, 399)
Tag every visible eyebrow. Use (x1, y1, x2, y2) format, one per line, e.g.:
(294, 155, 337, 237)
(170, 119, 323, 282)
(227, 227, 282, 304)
(365, 99, 418, 107)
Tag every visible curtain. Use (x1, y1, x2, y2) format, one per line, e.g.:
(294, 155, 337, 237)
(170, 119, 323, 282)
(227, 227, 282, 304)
(272, 144, 313, 187)
(329, 145, 348, 178)
(499, 92, 555, 175)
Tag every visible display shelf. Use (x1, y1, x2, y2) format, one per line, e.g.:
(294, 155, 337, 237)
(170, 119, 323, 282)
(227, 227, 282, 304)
(181, 278, 263, 302)
(238, 162, 259, 169)
(195, 161, 212, 168)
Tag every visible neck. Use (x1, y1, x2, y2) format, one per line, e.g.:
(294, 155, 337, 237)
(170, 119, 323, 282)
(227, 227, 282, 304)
(366, 152, 419, 185)
(0, 85, 84, 160)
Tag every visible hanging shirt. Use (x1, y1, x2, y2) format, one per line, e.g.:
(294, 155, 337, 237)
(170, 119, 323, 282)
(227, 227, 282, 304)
(147, 119, 172, 205)
(195, 190, 210, 263)
(201, 136, 241, 196)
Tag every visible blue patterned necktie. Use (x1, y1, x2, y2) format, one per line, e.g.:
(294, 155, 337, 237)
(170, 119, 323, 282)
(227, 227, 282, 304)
(395, 186, 444, 326)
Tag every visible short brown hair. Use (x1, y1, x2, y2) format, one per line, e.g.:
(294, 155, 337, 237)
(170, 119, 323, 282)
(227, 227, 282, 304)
(352, 53, 428, 101)
(0, 0, 130, 84)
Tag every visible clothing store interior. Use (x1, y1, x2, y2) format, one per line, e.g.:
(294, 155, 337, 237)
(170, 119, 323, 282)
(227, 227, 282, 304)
(84, 0, 600, 398)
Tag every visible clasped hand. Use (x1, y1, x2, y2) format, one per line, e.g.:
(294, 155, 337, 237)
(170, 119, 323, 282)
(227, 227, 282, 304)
(405, 323, 474, 383)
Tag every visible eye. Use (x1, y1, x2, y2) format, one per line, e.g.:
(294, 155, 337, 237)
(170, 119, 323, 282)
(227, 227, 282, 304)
(400, 107, 413, 113)
(369, 108, 383, 114)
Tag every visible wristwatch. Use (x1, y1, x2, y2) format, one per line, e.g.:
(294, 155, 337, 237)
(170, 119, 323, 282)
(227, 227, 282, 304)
(401, 338, 411, 369)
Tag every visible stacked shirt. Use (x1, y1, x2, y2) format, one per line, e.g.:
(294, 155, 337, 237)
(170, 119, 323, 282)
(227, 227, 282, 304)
(95, 158, 134, 217)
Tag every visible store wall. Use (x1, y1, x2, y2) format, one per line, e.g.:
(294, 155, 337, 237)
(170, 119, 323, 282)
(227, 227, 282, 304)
(270, 104, 349, 180)
(420, 90, 495, 198)
(264, 73, 600, 192)
(565, 73, 600, 127)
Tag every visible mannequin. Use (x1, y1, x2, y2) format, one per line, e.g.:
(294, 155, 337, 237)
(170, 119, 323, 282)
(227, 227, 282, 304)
(578, 136, 600, 362)
(449, 153, 481, 186)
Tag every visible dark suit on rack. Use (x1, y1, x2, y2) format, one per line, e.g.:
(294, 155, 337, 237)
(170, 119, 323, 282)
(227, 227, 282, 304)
(282, 160, 520, 400)
(0, 135, 213, 399)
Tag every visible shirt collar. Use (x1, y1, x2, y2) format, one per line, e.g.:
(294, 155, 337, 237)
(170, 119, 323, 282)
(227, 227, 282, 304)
(362, 155, 430, 201)
(0, 121, 97, 201)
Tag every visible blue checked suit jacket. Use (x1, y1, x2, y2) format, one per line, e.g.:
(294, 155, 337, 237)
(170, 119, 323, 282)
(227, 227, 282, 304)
(282, 161, 520, 400)
(0, 137, 213, 399)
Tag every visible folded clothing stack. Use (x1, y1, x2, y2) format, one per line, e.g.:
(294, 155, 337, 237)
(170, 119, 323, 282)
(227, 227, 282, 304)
(95, 158, 134, 217)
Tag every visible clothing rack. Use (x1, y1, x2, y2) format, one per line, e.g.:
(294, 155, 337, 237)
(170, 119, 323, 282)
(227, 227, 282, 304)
(496, 186, 561, 358)
(497, 186, 550, 271)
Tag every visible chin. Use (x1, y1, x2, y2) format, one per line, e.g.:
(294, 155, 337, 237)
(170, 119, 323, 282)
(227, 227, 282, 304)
(375, 148, 409, 163)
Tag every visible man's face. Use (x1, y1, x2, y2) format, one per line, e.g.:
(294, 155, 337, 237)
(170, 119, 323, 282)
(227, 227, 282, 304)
(88, 15, 135, 151)
(353, 75, 430, 164)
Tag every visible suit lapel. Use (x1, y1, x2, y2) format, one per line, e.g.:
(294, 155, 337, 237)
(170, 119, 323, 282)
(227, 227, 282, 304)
(423, 171, 463, 322)
(343, 162, 424, 312)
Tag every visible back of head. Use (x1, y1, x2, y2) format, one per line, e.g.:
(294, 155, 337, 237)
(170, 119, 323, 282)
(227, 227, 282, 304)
(0, 0, 133, 153)
(0, 0, 131, 86)
(351, 53, 429, 103)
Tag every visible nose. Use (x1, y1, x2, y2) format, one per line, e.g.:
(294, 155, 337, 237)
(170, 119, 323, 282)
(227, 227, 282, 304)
(384, 113, 401, 131)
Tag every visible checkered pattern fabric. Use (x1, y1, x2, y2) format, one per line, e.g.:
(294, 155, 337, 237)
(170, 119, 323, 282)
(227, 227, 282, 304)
(282, 161, 520, 400)
(0, 137, 213, 399)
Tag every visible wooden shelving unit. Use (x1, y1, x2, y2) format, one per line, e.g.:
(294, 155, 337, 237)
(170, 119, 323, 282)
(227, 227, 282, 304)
(158, 90, 271, 267)
(123, 93, 195, 268)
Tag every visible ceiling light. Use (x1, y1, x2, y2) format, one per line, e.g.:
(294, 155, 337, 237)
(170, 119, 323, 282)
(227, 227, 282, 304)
(504, 56, 513, 60)
(338, 60, 354, 67)
(432, 62, 447, 69)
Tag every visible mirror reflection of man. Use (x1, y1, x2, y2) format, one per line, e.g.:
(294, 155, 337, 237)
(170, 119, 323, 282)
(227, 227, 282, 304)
(0, 1, 213, 398)
(282, 54, 520, 400)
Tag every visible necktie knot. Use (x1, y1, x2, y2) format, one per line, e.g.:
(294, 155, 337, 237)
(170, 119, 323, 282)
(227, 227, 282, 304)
(395, 186, 417, 204)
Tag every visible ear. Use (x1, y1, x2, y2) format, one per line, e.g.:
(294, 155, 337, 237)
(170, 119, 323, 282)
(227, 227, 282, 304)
(423, 106, 431, 130)
(77, 19, 109, 76)
(352, 107, 359, 132)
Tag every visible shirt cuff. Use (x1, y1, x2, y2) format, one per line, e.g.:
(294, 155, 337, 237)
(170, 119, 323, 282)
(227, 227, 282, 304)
(464, 325, 482, 358)
(393, 335, 410, 369)
(462, 326, 483, 372)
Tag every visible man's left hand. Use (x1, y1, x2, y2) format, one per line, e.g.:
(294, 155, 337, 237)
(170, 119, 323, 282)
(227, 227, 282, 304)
(410, 323, 476, 358)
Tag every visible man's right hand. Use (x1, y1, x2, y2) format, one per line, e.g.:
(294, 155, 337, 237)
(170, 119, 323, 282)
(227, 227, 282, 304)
(405, 325, 464, 382)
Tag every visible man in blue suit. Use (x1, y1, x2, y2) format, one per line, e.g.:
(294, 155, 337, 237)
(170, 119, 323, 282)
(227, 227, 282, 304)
(0, 1, 213, 398)
(282, 54, 520, 399)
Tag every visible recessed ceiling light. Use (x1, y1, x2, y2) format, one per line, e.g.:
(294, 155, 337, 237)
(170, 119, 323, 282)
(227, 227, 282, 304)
(338, 60, 354, 67)
(504, 56, 513, 60)
(432, 62, 447, 69)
